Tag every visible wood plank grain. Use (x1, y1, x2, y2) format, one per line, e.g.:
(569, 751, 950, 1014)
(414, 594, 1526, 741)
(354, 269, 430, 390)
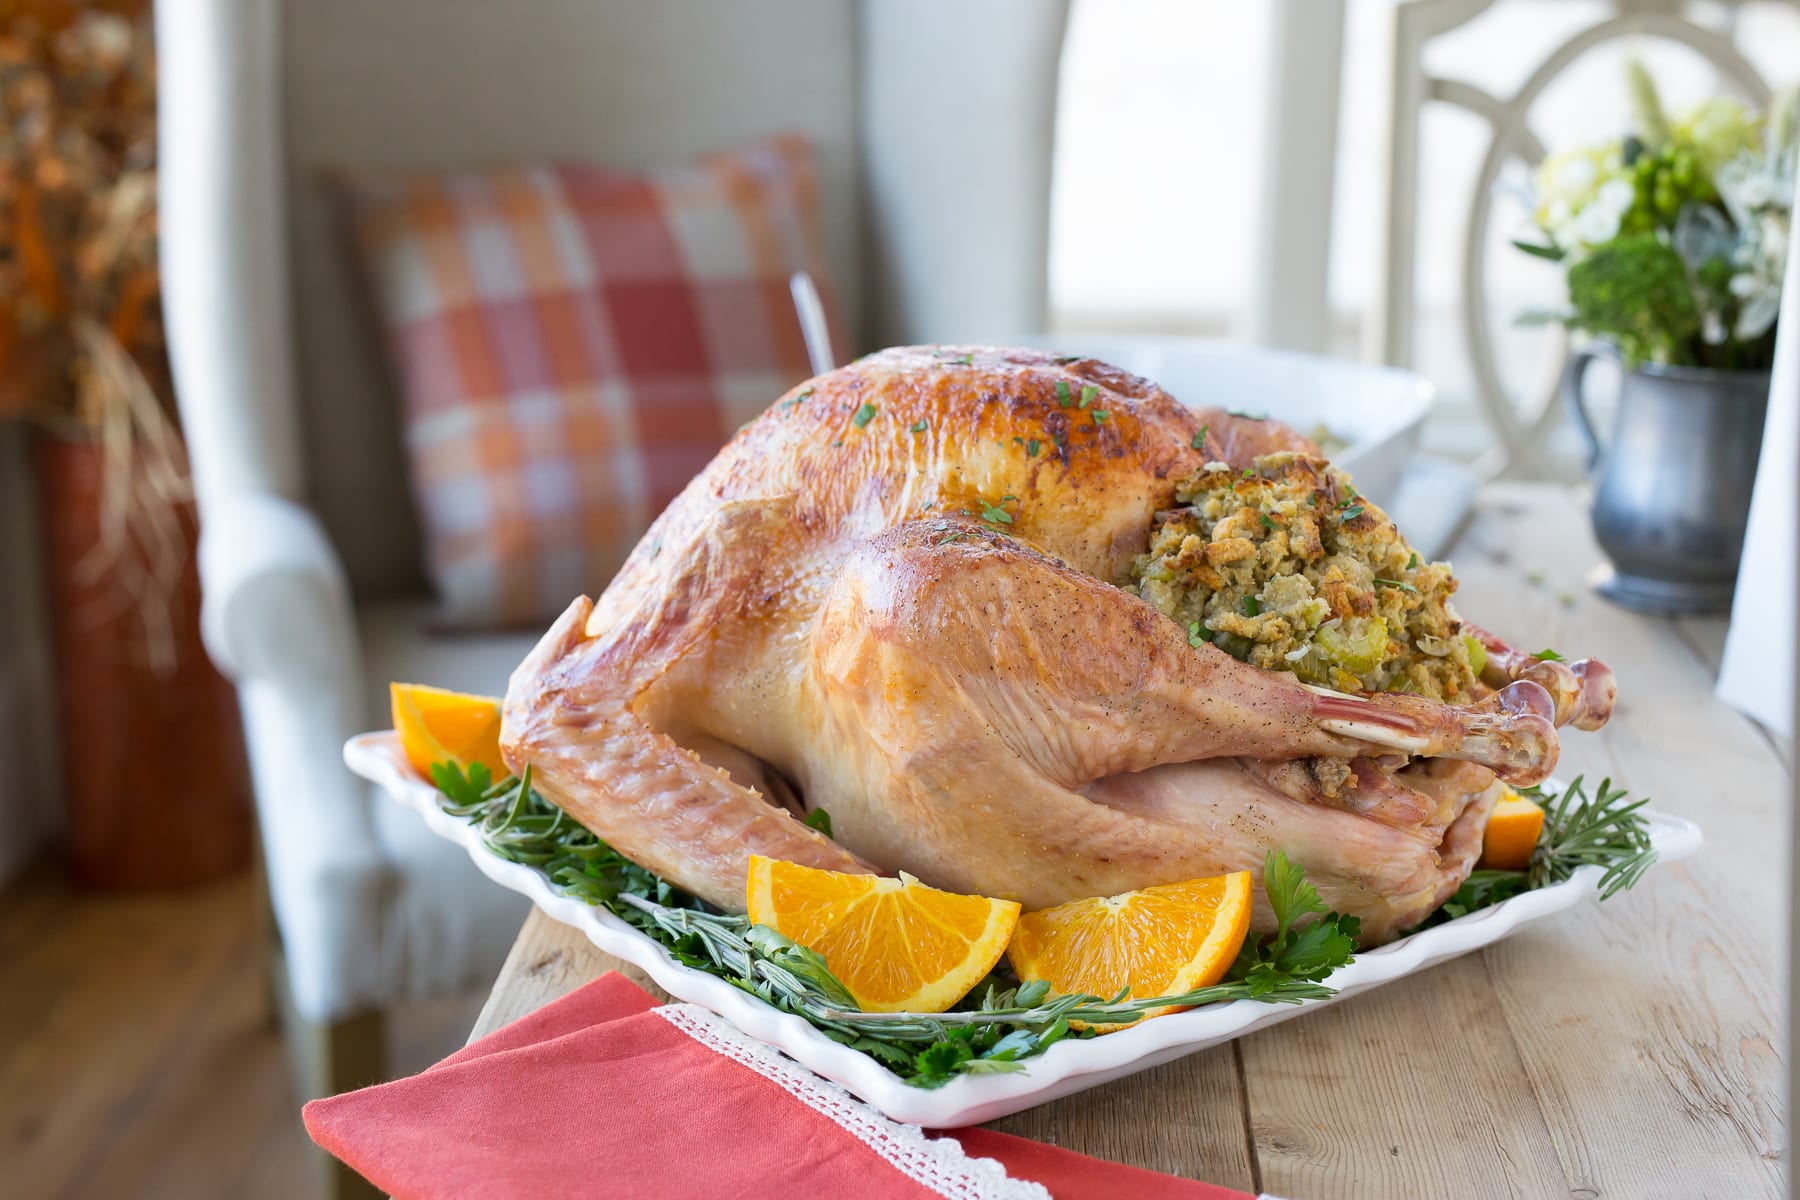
(1671, 615, 1794, 771)
(985, 1046, 1254, 1189)
(0, 863, 497, 1200)
(1457, 487, 1785, 1198)
(0, 857, 77, 959)
(72, 916, 310, 1200)
(0, 873, 289, 1198)
(1241, 953, 1569, 1197)
(1672, 614, 1730, 673)
(468, 908, 666, 1042)
(1461, 485, 1785, 1194)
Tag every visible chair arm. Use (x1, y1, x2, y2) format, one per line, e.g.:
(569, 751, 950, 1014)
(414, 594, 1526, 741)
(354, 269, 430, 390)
(197, 492, 354, 684)
(200, 493, 398, 1022)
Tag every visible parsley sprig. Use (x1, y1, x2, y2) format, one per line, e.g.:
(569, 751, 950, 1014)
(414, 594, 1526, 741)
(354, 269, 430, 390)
(1231, 850, 1360, 996)
(432, 763, 664, 904)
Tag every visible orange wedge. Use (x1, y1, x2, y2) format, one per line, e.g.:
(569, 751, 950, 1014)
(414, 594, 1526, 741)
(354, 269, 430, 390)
(390, 682, 508, 782)
(1481, 788, 1545, 871)
(745, 856, 1020, 1013)
(1007, 872, 1253, 1027)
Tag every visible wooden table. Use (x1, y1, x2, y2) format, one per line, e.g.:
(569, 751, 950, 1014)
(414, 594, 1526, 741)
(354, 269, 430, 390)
(471, 485, 1788, 1198)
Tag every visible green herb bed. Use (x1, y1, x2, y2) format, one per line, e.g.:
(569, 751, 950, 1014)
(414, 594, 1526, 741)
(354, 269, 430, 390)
(431, 763, 1653, 1089)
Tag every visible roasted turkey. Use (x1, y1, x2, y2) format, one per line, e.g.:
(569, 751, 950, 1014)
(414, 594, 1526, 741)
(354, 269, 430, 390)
(501, 347, 1615, 942)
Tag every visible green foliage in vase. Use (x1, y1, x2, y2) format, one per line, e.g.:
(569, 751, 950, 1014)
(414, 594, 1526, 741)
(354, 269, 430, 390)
(1564, 234, 1700, 367)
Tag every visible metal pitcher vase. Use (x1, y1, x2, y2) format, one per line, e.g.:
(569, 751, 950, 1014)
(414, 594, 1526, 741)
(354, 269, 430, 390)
(1564, 348, 1770, 614)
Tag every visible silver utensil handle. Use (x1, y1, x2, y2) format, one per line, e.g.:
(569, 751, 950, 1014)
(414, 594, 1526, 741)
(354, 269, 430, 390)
(789, 270, 836, 377)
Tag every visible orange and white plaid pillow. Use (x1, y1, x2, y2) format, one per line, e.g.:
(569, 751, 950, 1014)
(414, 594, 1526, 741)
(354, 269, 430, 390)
(337, 136, 838, 627)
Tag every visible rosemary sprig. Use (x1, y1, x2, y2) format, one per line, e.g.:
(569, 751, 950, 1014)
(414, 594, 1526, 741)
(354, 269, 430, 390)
(426, 765, 1356, 1087)
(429, 766, 1657, 1084)
(1525, 774, 1657, 898)
(1429, 775, 1656, 924)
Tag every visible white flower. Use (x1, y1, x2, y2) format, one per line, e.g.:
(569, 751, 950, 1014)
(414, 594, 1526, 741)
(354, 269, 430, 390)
(1555, 156, 1598, 194)
(1737, 291, 1781, 340)
(1718, 147, 1796, 227)
(1728, 219, 1787, 341)
(1596, 178, 1636, 213)
(1572, 202, 1621, 245)
(1567, 180, 1636, 248)
(1675, 95, 1762, 173)
(1533, 143, 1626, 239)
(1709, 142, 1793, 342)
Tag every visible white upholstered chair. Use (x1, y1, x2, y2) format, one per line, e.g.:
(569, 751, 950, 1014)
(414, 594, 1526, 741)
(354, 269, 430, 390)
(156, 0, 1068, 1131)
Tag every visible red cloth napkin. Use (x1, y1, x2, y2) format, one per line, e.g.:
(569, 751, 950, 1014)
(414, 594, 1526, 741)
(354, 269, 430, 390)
(303, 973, 1252, 1200)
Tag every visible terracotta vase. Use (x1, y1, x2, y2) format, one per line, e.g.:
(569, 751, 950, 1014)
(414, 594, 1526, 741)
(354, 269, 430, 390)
(32, 430, 251, 888)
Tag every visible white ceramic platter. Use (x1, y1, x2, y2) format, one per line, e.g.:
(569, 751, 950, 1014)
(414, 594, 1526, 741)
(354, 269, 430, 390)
(346, 731, 1701, 1129)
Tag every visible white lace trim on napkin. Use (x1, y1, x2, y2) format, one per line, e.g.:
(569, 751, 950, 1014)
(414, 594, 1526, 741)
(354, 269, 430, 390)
(656, 1004, 1050, 1200)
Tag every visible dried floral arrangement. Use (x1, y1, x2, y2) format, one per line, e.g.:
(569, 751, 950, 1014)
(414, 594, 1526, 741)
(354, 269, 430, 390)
(0, 1, 191, 670)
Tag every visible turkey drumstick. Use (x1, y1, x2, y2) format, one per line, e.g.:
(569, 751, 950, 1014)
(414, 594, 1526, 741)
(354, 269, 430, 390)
(1461, 618, 1616, 730)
